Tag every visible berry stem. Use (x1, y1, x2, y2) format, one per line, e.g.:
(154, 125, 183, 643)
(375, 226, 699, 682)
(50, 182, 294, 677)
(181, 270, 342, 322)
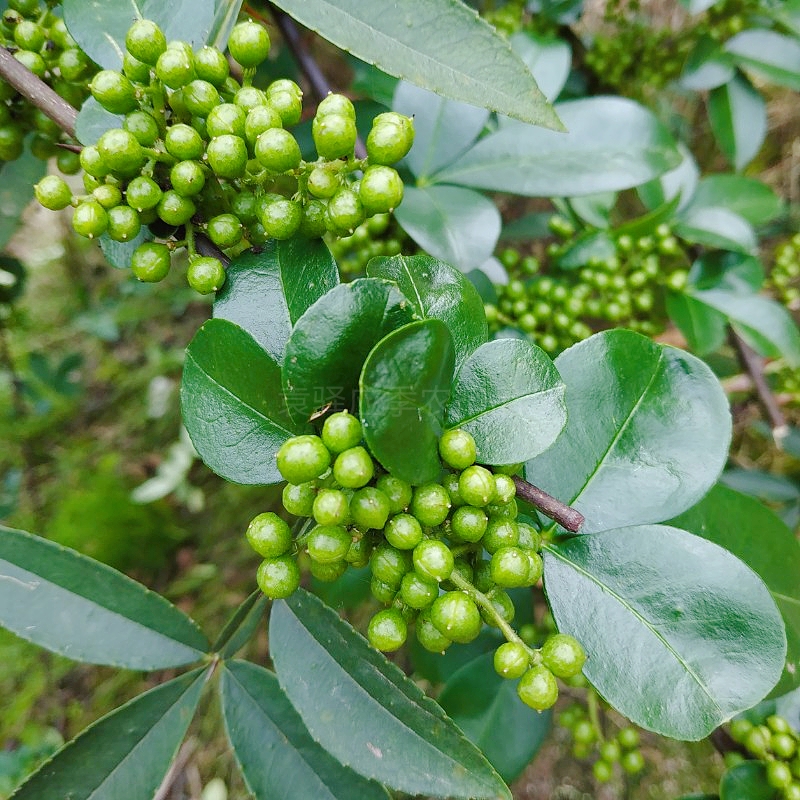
(511, 475, 585, 532)
(587, 687, 605, 743)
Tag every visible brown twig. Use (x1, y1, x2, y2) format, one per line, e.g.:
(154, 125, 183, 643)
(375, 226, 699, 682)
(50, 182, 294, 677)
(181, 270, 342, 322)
(0, 47, 78, 137)
(729, 329, 788, 446)
(512, 475, 585, 532)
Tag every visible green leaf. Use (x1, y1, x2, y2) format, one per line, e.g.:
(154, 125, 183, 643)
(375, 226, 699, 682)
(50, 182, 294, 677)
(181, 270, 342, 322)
(0, 525, 208, 668)
(268, 0, 560, 130)
(509, 32, 571, 102)
(99, 226, 154, 269)
(212, 590, 268, 659)
(367, 253, 488, 369)
(221, 661, 389, 800)
(719, 761, 779, 800)
(75, 97, 123, 146)
(437, 652, 551, 783)
(668, 484, 800, 697)
(12, 668, 206, 799)
(282, 278, 414, 425)
(445, 339, 566, 464)
(686, 175, 783, 227)
(567, 193, 617, 229)
(434, 97, 680, 197)
(680, 0, 722, 11)
(394, 185, 502, 273)
(638, 143, 699, 211)
(555, 230, 617, 269)
(674, 207, 756, 254)
(665, 290, 728, 355)
(616, 195, 682, 240)
(63, 0, 215, 70)
(214, 239, 340, 364)
(0, 256, 25, 305)
(543, 525, 786, 740)
(360, 319, 454, 485)
(181, 319, 303, 485)
(680, 36, 735, 90)
(524, 330, 731, 533)
(393, 81, 489, 179)
(270, 589, 511, 799)
(209, 0, 244, 49)
(688, 251, 764, 293)
(722, 467, 800, 504)
(708, 73, 766, 171)
(725, 29, 800, 90)
(0, 146, 46, 251)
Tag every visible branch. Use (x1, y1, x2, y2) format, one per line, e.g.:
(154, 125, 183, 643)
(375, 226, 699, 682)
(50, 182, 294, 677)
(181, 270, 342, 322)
(512, 475, 585, 533)
(0, 47, 77, 137)
(729, 329, 788, 446)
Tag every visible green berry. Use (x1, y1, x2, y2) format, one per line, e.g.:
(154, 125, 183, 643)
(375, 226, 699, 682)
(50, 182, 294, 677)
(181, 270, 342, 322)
(125, 19, 167, 65)
(349, 487, 391, 530)
(600, 740, 621, 762)
(256, 555, 300, 599)
(439, 429, 477, 470)
(744, 726, 771, 758)
(72, 201, 108, 239)
(277, 435, 331, 484)
(620, 749, 645, 775)
(194, 46, 229, 85)
(450, 505, 488, 543)
(97, 128, 145, 176)
(123, 52, 152, 83)
(772, 732, 797, 759)
(282, 481, 317, 517)
(370, 542, 412, 586)
(312, 488, 350, 526)
(385, 513, 424, 550)
(206, 103, 246, 138)
(131, 242, 171, 282)
(410, 483, 451, 527)
(58, 48, 92, 82)
(368, 608, 407, 652)
(187, 256, 225, 294)
(326, 187, 365, 235)
(255, 128, 302, 172)
(784, 784, 800, 800)
(767, 715, 792, 734)
(321, 411, 362, 453)
(517, 522, 541, 552)
(400, 572, 438, 609)
(90, 70, 138, 114)
(157, 190, 196, 226)
(767, 761, 793, 790)
(56, 150, 82, 176)
(156, 47, 195, 89)
(617, 727, 640, 750)
(267, 91, 302, 127)
(375, 475, 412, 514)
(310, 559, 347, 583)
(333, 446, 374, 488)
(126, 176, 163, 211)
(430, 591, 481, 644)
(541, 633, 586, 678)
(492, 474, 516, 504)
(490, 546, 532, 588)
(259, 198, 302, 240)
(228, 19, 271, 67)
(170, 160, 206, 197)
(345, 535, 373, 567)
(206, 134, 248, 179)
(593, 760, 613, 783)
(106, 205, 142, 242)
(494, 641, 530, 679)
(165, 123, 204, 160)
(458, 465, 495, 507)
(483, 518, 519, 553)
(183, 79, 220, 116)
(312, 112, 357, 160)
(413, 539, 454, 583)
(574, 719, 596, 744)
(526, 551, 544, 585)
(370, 575, 397, 604)
(317, 93, 356, 119)
(244, 105, 283, 146)
(206, 213, 242, 248)
(416, 607, 452, 652)
(481, 589, 515, 626)
(13, 20, 44, 51)
(35, 175, 72, 211)
(234, 85, 267, 111)
(517, 665, 558, 711)
(359, 165, 404, 214)
(306, 524, 351, 563)
(307, 166, 339, 199)
(124, 110, 160, 146)
(366, 114, 414, 165)
(246, 511, 292, 557)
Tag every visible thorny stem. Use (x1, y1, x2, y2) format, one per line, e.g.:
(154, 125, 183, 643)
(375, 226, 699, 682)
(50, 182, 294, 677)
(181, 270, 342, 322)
(512, 475, 585, 532)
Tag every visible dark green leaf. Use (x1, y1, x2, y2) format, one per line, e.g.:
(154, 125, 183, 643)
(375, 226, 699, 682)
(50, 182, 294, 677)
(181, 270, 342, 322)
(0, 525, 208, 668)
(99, 226, 154, 269)
(12, 668, 206, 799)
(668, 484, 800, 697)
(360, 319, 455, 485)
(0, 147, 46, 251)
(0, 256, 25, 305)
(719, 761, 779, 800)
(524, 330, 731, 533)
(214, 239, 339, 364)
(212, 590, 268, 659)
(509, 32, 571, 102)
(367, 253, 488, 368)
(75, 98, 123, 146)
(687, 251, 764, 293)
(543, 525, 786, 739)
(282, 278, 413, 425)
(665, 290, 728, 355)
(63, 0, 215, 70)
(686, 176, 783, 227)
(555, 230, 616, 269)
(617, 195, 682, 239)
(437, 652, 552, 783)
(674, 207, 756, 253)
(434, 97, 680, 197)
(410, 629, 501, 684)
(221, 661, 389, 800)
(680, 36, 735, 90)
(725, 30, 800, 90)
(394, 185, 502, 273)
(445, 339, 566, 464)
(393, 81, 489, 179)
(181, 319, 303, 485)
(268, 0, 560, 130)
(637, 144, 699, 211)
(270, 589, 511, 799)
(312, 565, 372, 610)
(349, 56, 399, 106)
(708, 73, 766, 171)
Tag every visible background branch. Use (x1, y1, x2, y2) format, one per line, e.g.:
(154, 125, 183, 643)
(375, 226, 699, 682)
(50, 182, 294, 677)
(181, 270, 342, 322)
(512, 475, 585, 532)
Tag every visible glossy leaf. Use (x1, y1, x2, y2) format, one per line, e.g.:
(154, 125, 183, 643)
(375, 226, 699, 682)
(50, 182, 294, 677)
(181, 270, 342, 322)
(212, 590, 268, 659)
(680, 36, 735, 90)
(674, 207, 756, 254)
(524, 330, 731, 533)
(282, 278, 413, 425)
(270, 589, 511, 799)
(0, 525, 208, 668)
(13, 668, 206, 799)
(725, 29, 800, 90)
(268, 0, 559, 129)
(437, 652, 552, 783)
(434, 97, 680, 197)
(221, 661, 389, 800)
(708, 73, 766, 171)
(367, 253, 488, 368)
(0, 147, 46, 250)
(638, 143, 699, 211)
(75, 98, 123, 146)
(214, 239, 339, 364)
(668, 484, 800, 697)
(567, 193, 617, 229)
(543, 526, 786, 739)
(665, 290, 728, 355)
(445, 339, 566, 464)
(719, 761, 778, 800)
(509, 32, 571, 102)
(63, 0, 214, 70)
(687, 251, 764, 293)
(209, 0, 244, 48)
(686, 176, 783, 227)
(360, 320, 455, 485)
(393, 81, 489, 179)
(181, 319, 303, 485)
(555, 230, 616, 269)
(394, 185, 502, 273)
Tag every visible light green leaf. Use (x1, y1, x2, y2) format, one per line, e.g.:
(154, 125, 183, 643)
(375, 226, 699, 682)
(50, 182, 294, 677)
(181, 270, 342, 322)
(674, 207, 756, 254)
(680, 36, 735, 90)
(0, 146, 46, 251)
(509, 32, 571, 102)
(708, 73, 766, 171)
(725, 29, 800, 90)
(75, 97, 123, 146)
(686, 175, 783, 227)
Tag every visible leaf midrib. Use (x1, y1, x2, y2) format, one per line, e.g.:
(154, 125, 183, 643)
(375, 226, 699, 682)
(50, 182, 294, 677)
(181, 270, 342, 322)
(448, 384, 563, 428)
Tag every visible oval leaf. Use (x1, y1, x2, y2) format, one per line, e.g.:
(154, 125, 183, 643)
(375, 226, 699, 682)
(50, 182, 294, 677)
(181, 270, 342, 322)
(75, 97, 123, 146)
(181, 318, 304, 485)
(510, 31, 571, 103)
(13, 668, 206, 799)
(708, 73, 766, 171)
(686, 175, 783, 227)
(394, 185, 502, 273)
(437, 652, 552, 783)
(725, 29, 800, 90)
(434, 97, 681, 197)
(0, 525, 208, 668)
(214, 239, 339, 364)
(268, 0, 560, 129)
(543, 525, 787, 740)
(524, 330, 731, 533)
(282, 278, 413, 425)
(445, 339, 566, 464)
(668, 484, 800, 697)
(64, 0, 215, 70)
(270, 589, 511, 799)
(719, 761, 779, 800)
(360, 319, 455, 485)
(221, 661, 389, 800)
(665, 290, 728, 355)
(674, 207, 756, 254)
(0, 147, 46, 250)
(367, 253, 488, 368)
